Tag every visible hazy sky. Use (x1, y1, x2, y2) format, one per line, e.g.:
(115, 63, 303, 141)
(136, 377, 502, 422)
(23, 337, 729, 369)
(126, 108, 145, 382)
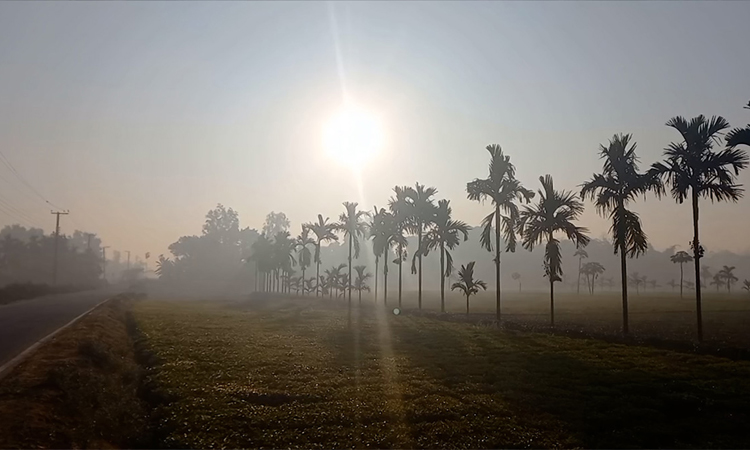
(1, 1, 749, 260)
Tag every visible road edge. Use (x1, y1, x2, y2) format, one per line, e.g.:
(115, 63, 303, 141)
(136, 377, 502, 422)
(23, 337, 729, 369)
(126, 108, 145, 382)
(0, 295, 116, 383)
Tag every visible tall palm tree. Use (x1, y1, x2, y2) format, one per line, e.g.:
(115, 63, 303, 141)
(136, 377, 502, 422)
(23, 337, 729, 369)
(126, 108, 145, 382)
(369, 207, 381, 303)
(388, 186, 411, 307)
(404, 183, 437, 310)
(295, 228, 315, 295)
(717, 265, 738, 293)
(726, 100, 750, 149)
(249, 234, 273, 291)
(353, 265, 371, 304)
(653, 115, 749, 340)
(451, 261, 487, 315)
(304, 215, 339, 297)
(273, 231, 296, 294)
(511, 272, 522, 293)
(667, 279, 679, 292)
(337, 202, 368, 304)
(370, 207, 400, 305)
(574, 248, 588, 295)
(581, 133, 662, 335)
(466, 144, 534, 321)
(670, 250, 693, 299)
(421, 199, 469, 313)
(519, 175, 590, 326)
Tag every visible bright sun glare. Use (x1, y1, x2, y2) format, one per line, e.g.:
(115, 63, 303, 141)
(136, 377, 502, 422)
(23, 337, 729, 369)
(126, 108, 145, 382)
(323, 105, 383, 168)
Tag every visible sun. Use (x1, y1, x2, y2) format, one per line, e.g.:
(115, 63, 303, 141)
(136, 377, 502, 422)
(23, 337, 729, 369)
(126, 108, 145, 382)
(323, 104, 383, 168)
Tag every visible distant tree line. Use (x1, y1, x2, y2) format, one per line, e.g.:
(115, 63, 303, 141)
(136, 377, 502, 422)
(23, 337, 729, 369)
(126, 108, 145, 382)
(0, 225, 103, 287)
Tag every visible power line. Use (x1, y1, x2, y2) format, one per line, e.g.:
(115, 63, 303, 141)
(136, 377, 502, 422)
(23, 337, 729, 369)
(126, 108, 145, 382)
(0, 149, 66, 210)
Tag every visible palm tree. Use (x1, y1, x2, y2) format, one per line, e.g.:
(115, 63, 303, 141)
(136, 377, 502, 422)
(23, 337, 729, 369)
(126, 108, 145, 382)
(273, 231, 296, 293)
(511, 272, 522, 293)
(467, 144, 534, 321)
(451, 261, 487, 315)
(574, 248, 588, 295)
(421, 199, 469, 313)
(519, 175, 590, 326)
(670, 251, 693, 299)
(404, 183, 437, 310)
(648, 279, 660, 291)
(710, 274, 723, 292)
(581, 133, 663, 335)
(353, 265, 371, 304)
(667, 279, 678, 292)
(369, 207, 381, 303)
(629, 272, 644, 295)
(653, 115, 749, 340)
(370, 207, 400, 306)
(324, 263, 347, 299)
(304, 215, 339, 297)
(295, 228, 315, 295)
(701, 265, 713, 289)
(726, 100, 750, 150)
(249, 234, 273, 291)
(337, 202, 368, 304)
(388, 186, 411, 308)
(581, 262, 605, 295)
(717, 265, 739, 293)
(742, 279, 750, 294)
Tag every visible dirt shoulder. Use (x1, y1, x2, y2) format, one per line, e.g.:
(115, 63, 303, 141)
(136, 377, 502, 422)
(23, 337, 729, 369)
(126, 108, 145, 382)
(0, 294, 152, 449)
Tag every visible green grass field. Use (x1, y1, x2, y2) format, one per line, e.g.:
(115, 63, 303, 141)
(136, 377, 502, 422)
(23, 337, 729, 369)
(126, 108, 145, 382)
(135, 296, 750, 448)
(331, 288, 750, 346)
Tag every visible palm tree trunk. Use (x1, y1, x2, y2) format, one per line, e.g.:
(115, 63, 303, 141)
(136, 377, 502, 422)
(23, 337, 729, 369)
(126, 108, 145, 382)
(618, 207, 629, 335)
(548, 229, 554, 327)
(316, 243, 321, 297)
(495, 206, 501, 322)
(692, 189, 703, 342)
(550, 277, 555, 327)
(440, 243, 445, 313)
(577, 256, 582, 295)
(374, 257, 379, 303)
(348, 235, 353, 304)
(358, 289, 361, 304)
(301, 268, 306, 295)
(679, 263, 684, 299)
(384, 246, 389, 306)
(398, 245, 403, 308)
(466, 293, 470, 315)
(418, 226, 423, 310)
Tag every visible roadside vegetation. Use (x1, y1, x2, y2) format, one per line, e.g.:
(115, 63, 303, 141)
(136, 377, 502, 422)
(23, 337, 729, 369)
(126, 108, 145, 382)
(0, 294, 152, 449)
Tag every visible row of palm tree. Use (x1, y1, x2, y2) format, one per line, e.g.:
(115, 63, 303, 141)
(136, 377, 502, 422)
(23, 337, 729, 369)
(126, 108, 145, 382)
(249, 110, 748, 341)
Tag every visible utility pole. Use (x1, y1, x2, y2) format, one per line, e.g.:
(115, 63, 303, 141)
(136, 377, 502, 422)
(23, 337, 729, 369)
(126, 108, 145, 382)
(126, 250, 131, 270)
(101, 246, 110, 282)
(51, 210, 69, 285)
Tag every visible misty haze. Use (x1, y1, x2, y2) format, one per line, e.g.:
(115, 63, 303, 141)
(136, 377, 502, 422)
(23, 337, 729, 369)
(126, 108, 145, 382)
(1, 1, 750, 449)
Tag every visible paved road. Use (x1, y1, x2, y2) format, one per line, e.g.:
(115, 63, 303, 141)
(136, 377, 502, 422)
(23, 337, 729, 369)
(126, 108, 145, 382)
(0, 290, 119, 366)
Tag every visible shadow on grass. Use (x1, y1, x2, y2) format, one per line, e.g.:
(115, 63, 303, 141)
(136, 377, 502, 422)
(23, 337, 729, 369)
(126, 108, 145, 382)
(387, 320, 750, 449)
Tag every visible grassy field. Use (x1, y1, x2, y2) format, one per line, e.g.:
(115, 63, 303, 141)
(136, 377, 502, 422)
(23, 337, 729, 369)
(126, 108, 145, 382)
(362, 289, 750, 346)
(135, 296, 750, 449)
